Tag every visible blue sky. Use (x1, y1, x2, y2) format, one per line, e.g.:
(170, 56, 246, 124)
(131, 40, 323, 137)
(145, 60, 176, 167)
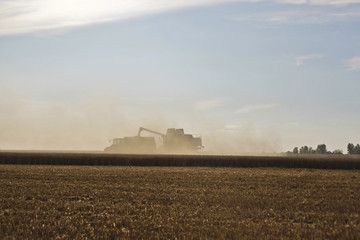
(0, 0, 360, 152)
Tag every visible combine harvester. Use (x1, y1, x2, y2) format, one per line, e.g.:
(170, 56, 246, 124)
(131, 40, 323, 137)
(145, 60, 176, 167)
(104, 127, 203, 154)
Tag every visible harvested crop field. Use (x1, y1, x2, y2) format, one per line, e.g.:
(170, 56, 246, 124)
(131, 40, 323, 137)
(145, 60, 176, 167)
(1, 165, 359, 239)
(1, 152, 360, 169)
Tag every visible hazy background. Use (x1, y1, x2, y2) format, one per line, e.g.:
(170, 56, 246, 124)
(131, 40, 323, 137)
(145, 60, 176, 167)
(1, 0, 360, 153)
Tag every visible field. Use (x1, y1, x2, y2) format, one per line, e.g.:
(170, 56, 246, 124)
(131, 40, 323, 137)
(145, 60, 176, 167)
(1, 165, 360, 239)
(1, 151, 360, 169)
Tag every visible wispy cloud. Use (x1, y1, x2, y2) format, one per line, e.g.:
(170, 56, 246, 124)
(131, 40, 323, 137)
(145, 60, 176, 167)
(232, 10, 360, 25)
(223, 124, 238, 131)
(234, 103, 278, 114)
(276, 0, 360, 5)
(294, 54, 323, 66)
(344, 56, 360, 71)
(0, 0, 259, 36)
(2, 0, 360, 36)
(193, 99, 227, 111)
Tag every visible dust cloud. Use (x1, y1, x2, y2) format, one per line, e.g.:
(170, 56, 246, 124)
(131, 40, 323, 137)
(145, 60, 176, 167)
(201, 126, 280, 155)
(0, 86, 281, 154)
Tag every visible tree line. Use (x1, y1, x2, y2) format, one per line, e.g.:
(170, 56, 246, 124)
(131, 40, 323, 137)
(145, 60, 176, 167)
(347, 143, 360, 155)
(289, 143, 360, 155)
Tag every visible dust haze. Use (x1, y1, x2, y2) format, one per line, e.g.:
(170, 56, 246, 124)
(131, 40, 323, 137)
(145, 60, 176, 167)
(0, 86, 280, 154)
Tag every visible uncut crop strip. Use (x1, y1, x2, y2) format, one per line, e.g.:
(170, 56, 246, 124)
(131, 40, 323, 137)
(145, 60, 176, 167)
(1, 152, 360, 169)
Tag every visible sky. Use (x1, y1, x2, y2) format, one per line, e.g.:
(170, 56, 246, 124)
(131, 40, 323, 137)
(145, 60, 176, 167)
(0, 0, 360, 153)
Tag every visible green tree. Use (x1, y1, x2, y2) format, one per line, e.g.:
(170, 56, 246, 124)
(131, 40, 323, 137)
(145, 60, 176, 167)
(354, 144, 360, 155)
(332, 149, 343, 155)
(293, 147, 298, 154)
(309, 147, 316, 154)
(300, 146, 308, 154)
(347, 143, 355, 154)
(316, 144, 327, 154)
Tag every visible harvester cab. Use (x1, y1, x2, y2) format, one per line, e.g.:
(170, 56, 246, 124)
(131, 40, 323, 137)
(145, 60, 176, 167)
(163, 128, 202, 152)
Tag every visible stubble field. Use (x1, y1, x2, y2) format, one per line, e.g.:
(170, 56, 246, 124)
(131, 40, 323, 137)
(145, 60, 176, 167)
(1, 165, 360, 239)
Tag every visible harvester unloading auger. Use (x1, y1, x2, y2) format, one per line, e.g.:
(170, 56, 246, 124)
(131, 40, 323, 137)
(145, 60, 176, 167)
(104, 127, 203, 153)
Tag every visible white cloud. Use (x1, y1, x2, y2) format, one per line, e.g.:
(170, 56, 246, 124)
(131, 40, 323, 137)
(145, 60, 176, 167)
(276, 0, 360, 5)
(234, 103, 278, 114)
(1, 0, 360, 36)
(295, 54, 323, 66)
(344, 56, 360, 71)
(0, 0, 259, 36)
(193, 99, 227, 111)
(232, 10, 360, 25)
(223, 124, 238, 131)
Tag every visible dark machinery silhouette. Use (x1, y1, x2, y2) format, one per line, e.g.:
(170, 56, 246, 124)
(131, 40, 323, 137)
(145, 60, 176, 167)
(105, 127, 202, 153)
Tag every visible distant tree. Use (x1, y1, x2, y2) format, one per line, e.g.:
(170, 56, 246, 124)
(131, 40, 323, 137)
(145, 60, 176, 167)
(293, 147, 299, 154)
(332, 149, 343, 155)
(316, 144, 327, 154)
(347, 143, 355, 154)
(300, 146, 309, 154)
(309, 147, 316, 154)
(354, 144, 360, 155)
